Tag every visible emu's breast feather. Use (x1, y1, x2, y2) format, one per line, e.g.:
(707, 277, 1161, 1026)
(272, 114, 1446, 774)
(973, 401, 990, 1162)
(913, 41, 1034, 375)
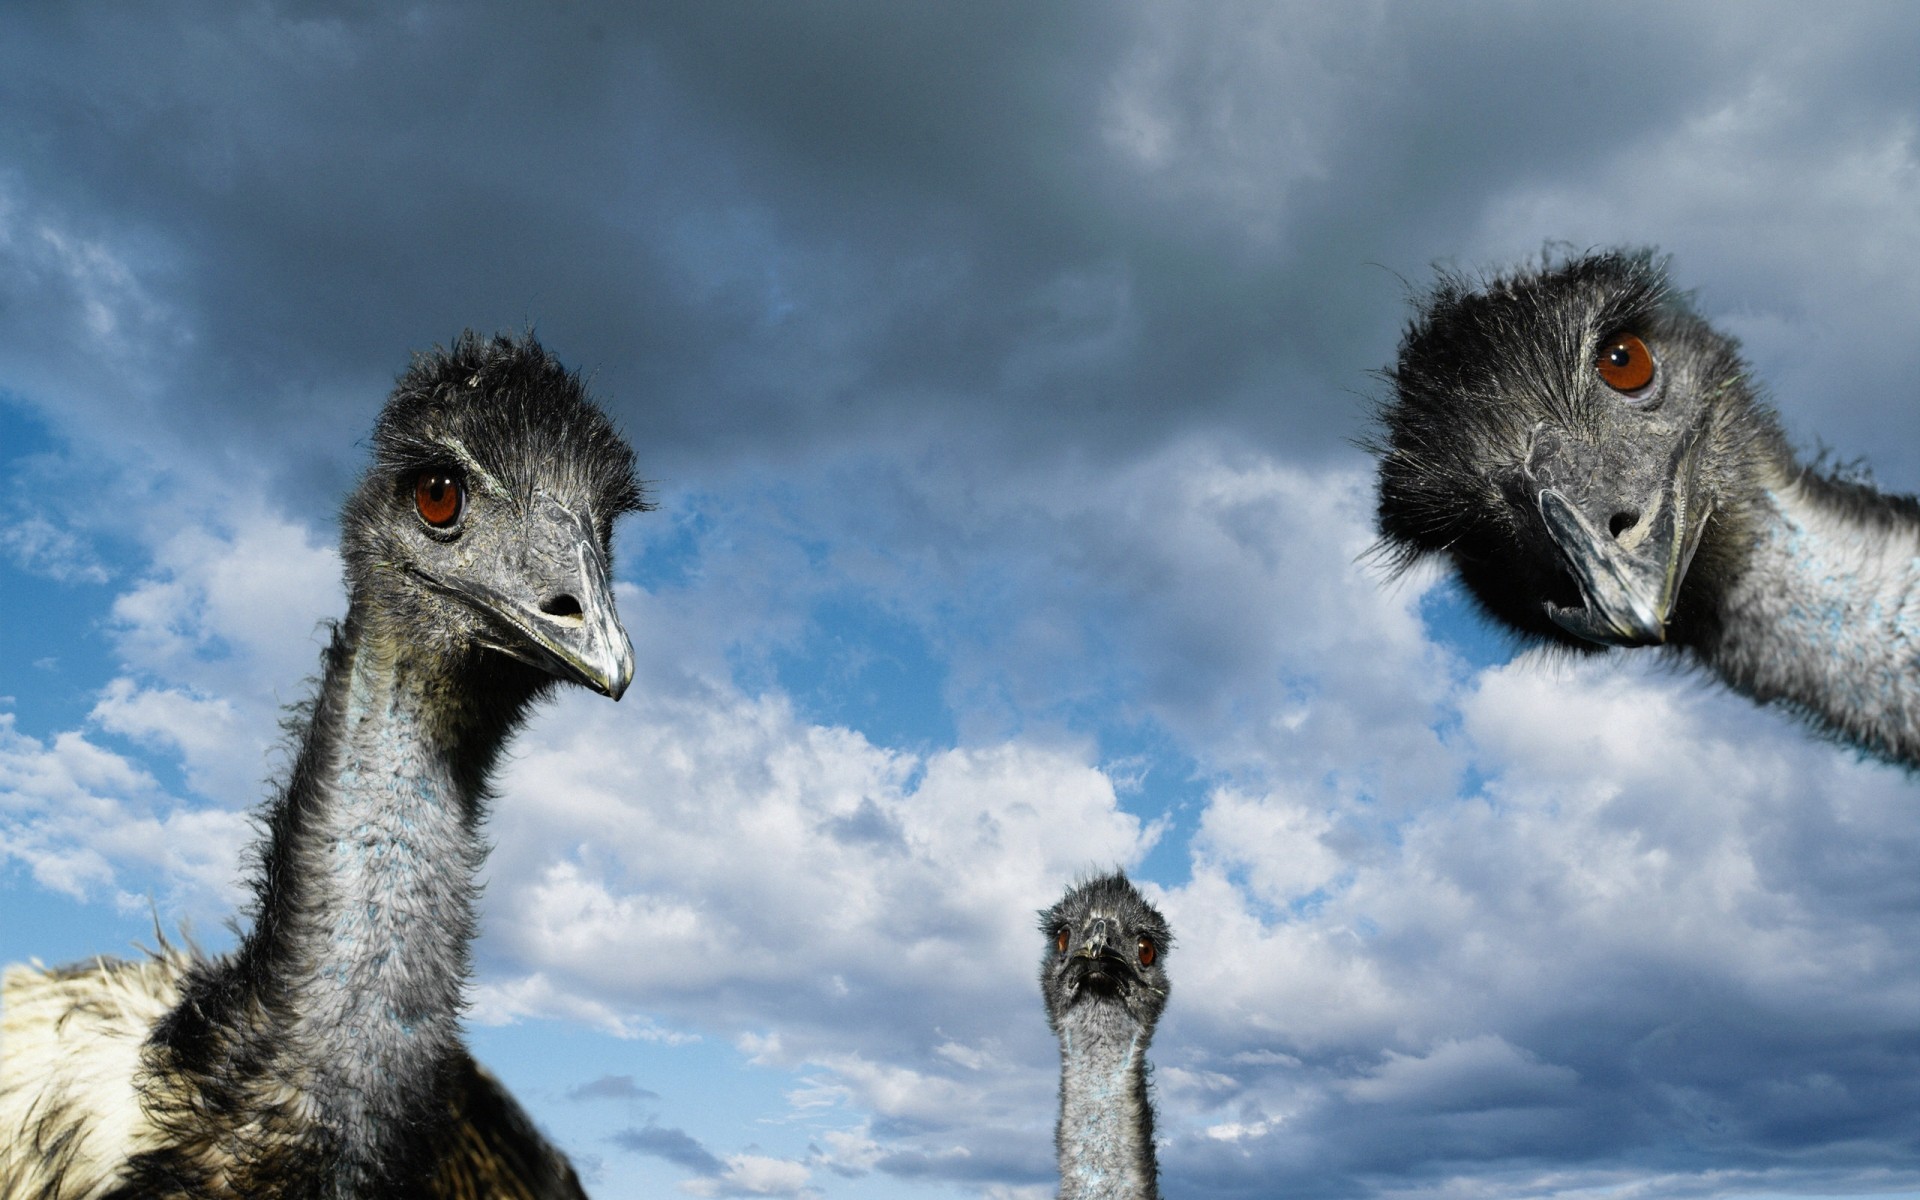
(0, 953, 186, 1200)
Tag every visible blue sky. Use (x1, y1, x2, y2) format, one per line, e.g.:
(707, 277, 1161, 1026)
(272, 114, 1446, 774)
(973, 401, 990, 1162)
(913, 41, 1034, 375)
(6, 4, 1920, 1197)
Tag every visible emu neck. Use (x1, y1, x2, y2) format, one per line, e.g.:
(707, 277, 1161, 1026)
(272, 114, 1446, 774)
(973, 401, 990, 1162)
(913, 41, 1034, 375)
(229, 610, 524, 1191)
(1703, 476, 1920, 767)
(1055, 1007, 1159, 1200)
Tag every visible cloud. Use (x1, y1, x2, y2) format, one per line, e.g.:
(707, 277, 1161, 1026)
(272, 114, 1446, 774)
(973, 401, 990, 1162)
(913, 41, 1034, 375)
(485, 685, 1154, 1038)
(681, 1153, 814, 1199)
(1138, 650, 1920, 1194)
(105, 507, 342, 704)
(569, 1074, 663, 1103)
(613, 1122, 726, 1175)
(10, 379, 1920, 1198)
(612, 1123, 818, 1199)
(0, 513, 110, 585)
(1341, 1036, 1578, 1109)
(0, 713, 249, 910)
(0, 491, 340, 919)
(457, 440, 1920, 1192)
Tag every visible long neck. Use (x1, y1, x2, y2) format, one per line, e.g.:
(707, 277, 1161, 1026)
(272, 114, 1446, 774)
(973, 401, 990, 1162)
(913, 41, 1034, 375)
(268, 616, 488, 1169)
(1055, 1009, 1159, 1200)
(1699, 471, 1920, 769)
(147, 608, 531, 1196)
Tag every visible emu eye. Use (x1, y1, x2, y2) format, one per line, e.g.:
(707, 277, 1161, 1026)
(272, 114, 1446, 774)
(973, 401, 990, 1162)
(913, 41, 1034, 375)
(1137, 936, 1156, 967)
(1596, 333, 1656, 394)
(1056, 928, 1069, 954)
(414, 471, 465, 528)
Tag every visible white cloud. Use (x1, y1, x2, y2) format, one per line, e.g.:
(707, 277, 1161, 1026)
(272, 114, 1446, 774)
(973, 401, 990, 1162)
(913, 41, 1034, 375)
(0, 513, 110, 584)
(681, 1153, 814, 1198)
(447, 440, 1920, 1193)
(0, 714, 249, 909)
(0, 500, 339, 919)
(108, 507, 342, 704)
(91, 678, 239, 787)
(486, 683, 1153, 1033)
(10, 424, 1920, 1197)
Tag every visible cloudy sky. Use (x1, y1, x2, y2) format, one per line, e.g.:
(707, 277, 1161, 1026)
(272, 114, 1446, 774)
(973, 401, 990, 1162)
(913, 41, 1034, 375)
(6, 3, 1920, 1197)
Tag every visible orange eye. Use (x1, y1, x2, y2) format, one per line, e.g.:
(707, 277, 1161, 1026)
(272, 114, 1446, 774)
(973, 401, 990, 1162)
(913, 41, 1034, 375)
(1137, 936, 1155, 967)
(414, 472, 464, 527)
(1596, 333, 1655, 393)
(1056, 928, 1069, 954)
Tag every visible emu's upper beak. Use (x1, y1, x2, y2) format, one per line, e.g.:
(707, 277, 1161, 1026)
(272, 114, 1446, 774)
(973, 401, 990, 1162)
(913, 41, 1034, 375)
(1528, 420, 1713, 647)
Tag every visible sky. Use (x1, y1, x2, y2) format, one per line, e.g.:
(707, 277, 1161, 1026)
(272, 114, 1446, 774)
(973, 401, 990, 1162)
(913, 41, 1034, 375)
(4, 3, 1920, 1197)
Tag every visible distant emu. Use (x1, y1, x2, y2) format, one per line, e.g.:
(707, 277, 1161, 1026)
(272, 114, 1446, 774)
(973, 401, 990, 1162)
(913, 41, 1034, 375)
(1374, 248, 1920, 769)
(1039, 872, 1173, 1200)
(1, 332, 648, 1198)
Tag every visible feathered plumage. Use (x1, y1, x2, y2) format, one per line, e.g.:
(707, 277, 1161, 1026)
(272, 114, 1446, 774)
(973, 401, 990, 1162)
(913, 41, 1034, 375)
(1, 332, 647, 1198)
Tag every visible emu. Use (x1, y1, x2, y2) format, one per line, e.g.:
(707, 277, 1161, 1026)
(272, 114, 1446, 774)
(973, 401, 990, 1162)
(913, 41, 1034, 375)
(0, 332, 648, 1198)
(1039, 872, 1172, 1200)
(1374, 248, 1920, 769)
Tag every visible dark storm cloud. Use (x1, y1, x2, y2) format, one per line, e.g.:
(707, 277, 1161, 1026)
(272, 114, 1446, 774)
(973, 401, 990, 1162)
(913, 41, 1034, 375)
(18, 0, 1920, 512)
(1169, 1012, 1920, 1198)
(567, 1073, 661, 1103)
(611, 1121, 725, 1175)
(0, 1, 1135, 493)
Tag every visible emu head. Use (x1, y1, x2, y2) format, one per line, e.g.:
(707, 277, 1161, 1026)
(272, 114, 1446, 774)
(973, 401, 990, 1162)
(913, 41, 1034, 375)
(1375, 249, 1772, 649)
(340, 331, 649, 698)
(1039, 872, 1172, 1038)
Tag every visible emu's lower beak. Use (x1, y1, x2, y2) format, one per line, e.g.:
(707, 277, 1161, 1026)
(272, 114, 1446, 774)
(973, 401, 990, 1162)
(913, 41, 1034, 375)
(1531, 422, 1713, 648)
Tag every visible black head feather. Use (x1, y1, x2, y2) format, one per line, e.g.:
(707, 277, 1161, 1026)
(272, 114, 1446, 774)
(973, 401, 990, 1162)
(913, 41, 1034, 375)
(366, 330, 649, 536)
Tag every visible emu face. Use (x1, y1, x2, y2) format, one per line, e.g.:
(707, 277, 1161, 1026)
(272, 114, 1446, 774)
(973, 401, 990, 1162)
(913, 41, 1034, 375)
(1040, 873, 1172, 1034)
(341, 333, 647, 697)
(1378, 251, 1752, 648)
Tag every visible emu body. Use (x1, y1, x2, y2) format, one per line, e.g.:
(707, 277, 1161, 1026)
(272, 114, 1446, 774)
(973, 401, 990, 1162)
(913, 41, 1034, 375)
(0, 332, 646, 1199)
(1374, 249, 1920, 768)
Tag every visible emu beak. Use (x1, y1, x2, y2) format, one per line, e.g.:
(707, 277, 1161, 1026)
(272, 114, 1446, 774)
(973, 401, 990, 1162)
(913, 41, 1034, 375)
(1074, 918, 1113, 960)
(1531, 421, 1713, 647)
(434, 494, 636, 699)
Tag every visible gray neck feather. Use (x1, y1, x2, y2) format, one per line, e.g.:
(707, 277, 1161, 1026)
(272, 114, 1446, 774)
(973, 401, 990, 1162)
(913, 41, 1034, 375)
(261, 622, 488, 1190)
(1706, 477, 1920, 766)
(1055, 1007, 1159, 1200)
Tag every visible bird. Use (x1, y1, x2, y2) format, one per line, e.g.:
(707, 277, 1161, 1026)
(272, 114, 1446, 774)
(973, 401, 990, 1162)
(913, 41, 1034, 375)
(1038, 871, 1172, 1200)
(1373, 247, 1920, 769)
(0, 331, 649, 1199)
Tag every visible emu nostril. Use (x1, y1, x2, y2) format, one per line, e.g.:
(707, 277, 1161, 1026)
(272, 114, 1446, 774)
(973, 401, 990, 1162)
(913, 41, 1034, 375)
(540, 593, 584, 620)
(1608, 510, 1639, 540)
